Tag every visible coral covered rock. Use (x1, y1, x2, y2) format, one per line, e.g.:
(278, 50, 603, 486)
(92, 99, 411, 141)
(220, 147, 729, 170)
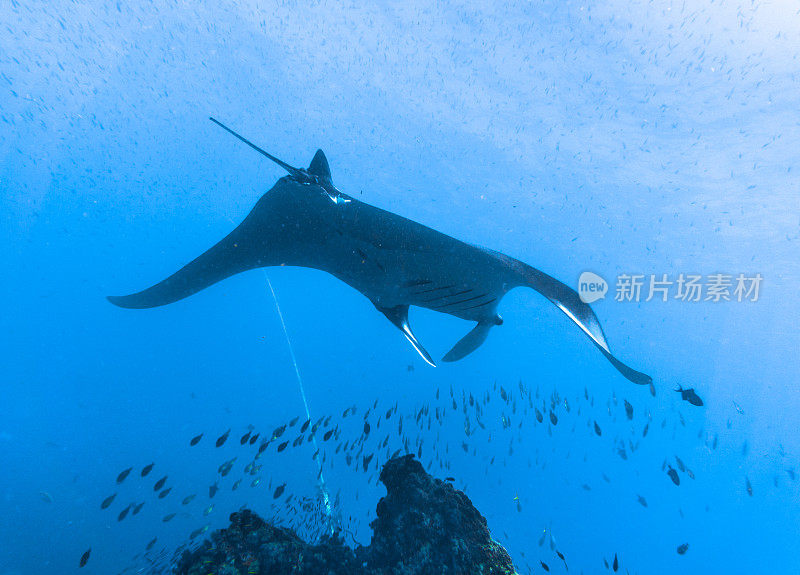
(365, 454, 517, 575)
(176, 455, 517, 575)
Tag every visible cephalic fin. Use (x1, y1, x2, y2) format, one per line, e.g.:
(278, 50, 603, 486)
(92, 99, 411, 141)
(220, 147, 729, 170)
(375, 304, 436, 367)
(442, 321, 494, 362)
(209, 117, 305, 179)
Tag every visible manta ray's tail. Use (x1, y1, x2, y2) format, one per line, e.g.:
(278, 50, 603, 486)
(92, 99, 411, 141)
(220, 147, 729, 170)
(107, 229, 253, 309)
(516, 261, 652, 386)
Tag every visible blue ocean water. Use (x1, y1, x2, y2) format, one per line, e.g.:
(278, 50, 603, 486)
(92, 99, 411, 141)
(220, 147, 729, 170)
(2, 1, 799, 573)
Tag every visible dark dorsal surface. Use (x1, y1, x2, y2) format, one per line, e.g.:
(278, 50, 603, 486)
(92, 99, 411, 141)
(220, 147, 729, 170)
(107, 127, 652, 386)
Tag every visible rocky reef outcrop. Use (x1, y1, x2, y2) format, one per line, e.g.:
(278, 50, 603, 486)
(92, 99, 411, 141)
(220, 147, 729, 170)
(175, 454, 517, 575)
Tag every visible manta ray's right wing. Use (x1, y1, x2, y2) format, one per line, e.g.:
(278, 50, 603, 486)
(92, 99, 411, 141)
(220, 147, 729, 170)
(508, 257, 652, 386)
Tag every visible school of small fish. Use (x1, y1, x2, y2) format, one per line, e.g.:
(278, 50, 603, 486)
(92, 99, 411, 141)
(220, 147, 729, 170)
(76, 376, 794, 575)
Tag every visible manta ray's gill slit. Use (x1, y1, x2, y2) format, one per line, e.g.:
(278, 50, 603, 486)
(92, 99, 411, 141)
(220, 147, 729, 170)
(461, 297, 497, 311)
(415, 284, 457, 295)
(421, 288, 474, 303)
(403, 279, 433, 287)
(434, 292, 491, 309)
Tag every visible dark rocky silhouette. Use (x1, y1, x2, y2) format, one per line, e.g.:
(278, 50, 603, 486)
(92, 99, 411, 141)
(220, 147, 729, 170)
(176, 454, 518, 575)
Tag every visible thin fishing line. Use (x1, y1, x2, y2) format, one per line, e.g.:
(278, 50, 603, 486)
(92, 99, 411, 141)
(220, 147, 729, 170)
(262, 271, 333, 526)
(221, 214, 333, 527)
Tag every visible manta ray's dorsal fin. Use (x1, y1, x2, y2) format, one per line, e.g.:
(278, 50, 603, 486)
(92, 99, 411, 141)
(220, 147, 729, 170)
(375, 304, 436, 367)
(209, 117, 305, 179)
(308, 149, 331, 182)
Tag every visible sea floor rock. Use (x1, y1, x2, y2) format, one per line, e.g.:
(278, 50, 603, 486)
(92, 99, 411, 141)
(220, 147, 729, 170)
(175, 454, 517, 575)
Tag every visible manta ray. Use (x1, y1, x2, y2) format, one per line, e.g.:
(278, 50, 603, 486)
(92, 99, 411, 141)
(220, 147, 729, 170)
(108, 118, 651, 386)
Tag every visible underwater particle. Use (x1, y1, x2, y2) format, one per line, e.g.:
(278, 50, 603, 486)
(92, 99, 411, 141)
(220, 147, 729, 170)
(667, 466, 680, 486)
(79, 548, 91, 568)
(158, 487, 172, 499)
(182, 494, 196, 505)
(675, 386, 703, 406)
(189, 433, 203, 446)
(209, 482, 218, 498)
(594, 421, 602, 436)
(746, 477, 753, 496)
(117, 504, 131, 522)
(153, 475, 167, 491)
(637, 495, 648, 507)
(216, 429, 230, 447)
(162, 512, 176, 522)
(116, 467, 132, 484)
(146, 537, 157, 551)
(273, 483, 286, 499)
(677, 542, 689, 555)
(141, 462, 154, 477)
(101, 493, 116, 509)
